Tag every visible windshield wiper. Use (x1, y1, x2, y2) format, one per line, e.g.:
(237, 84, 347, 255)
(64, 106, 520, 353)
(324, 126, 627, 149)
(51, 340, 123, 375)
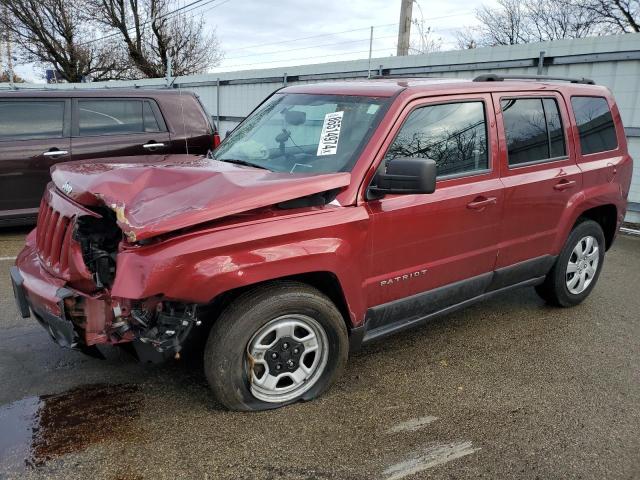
(214, 158, 271, 170)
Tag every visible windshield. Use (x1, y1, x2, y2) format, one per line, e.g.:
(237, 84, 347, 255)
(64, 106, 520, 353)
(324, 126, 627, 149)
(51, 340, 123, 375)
(214, 93, 389, 173)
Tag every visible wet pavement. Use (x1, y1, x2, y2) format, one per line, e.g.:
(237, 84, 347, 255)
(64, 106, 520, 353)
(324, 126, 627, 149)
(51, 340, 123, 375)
(0, 227, 639, 479)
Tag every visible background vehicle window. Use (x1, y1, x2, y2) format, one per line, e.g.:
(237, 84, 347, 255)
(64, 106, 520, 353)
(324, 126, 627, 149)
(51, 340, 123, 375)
(571, 96, 618, 155)
(143, 101, 161, 132)
(384, 101, 489, 177)
(501, 98, 567, 166)
(78, 100, 144, 136)
(0, 101, 64, 141)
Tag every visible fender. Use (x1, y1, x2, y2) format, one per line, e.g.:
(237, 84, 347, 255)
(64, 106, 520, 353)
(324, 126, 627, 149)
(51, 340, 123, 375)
(111, 206, 371, 326)
(552, 181, 624, 254)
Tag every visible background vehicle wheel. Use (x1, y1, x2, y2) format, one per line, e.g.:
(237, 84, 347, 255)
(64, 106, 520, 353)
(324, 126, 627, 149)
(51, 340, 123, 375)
(535, 219, 606, 307)
(203, 281, 349, 411)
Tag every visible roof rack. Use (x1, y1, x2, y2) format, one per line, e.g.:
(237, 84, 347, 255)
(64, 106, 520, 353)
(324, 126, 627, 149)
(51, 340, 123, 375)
(473, 73, 595, 85)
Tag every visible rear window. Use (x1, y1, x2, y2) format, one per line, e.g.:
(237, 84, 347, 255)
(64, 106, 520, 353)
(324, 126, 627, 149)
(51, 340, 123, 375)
(0, 101, 65, 141)
(78, 99, 162, 136)
(571, 96, 618, 155)
(501, 97, 566, 166)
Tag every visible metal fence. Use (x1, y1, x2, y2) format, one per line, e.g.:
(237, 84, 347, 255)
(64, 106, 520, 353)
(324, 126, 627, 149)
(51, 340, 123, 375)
(2, 33, 640, 221)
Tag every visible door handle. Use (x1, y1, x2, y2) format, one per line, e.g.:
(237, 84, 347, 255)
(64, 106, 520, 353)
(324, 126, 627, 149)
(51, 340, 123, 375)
(466, 196, 497, 210)
(143, 142, 166, 150)
(43, 150, 69, 158)
(553, 179, 576, 191)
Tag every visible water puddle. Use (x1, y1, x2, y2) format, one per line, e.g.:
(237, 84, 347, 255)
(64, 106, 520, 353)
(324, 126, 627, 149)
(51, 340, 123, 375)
(0, 383, 142, 472)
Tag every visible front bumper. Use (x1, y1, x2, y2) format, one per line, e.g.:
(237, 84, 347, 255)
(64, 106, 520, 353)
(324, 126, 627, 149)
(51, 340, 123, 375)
(11, 265, 78, 348)
(12, 238, 114, 349)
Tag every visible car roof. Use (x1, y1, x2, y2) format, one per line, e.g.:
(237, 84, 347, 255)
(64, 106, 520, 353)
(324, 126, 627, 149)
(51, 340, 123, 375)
(280, 77, 611, 98)
(0, 88, 192, 99)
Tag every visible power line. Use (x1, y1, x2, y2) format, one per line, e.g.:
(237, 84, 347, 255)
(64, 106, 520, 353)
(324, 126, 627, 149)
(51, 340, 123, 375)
(218, 45, 399, 70)
(222, 23, 399, 53)
(223, 34, 398, 61)
(193, 0, 234, 16)
(221, 10, 474, 55)
(80, 0, 224, 46)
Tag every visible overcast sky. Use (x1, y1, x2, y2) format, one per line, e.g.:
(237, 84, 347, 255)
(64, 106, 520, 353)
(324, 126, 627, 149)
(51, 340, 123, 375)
(15, 0, 497, 81)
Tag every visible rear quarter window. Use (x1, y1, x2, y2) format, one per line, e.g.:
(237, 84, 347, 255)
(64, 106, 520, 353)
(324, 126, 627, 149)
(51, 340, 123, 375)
(570, 96, 618, 155)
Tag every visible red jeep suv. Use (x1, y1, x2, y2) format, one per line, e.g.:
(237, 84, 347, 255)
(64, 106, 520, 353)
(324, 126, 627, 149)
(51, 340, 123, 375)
(11, 75, 633, 411)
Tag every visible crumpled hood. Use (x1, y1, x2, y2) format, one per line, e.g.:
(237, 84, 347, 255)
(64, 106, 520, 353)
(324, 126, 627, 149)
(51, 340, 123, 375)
(51, 155, 351, 242)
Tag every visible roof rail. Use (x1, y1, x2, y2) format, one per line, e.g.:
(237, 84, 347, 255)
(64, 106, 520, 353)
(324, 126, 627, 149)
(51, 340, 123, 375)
(473, 73, 595, 85)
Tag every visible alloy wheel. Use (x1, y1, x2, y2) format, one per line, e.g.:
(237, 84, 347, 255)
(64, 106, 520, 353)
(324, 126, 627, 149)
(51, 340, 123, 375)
(566, 235, 599, 295)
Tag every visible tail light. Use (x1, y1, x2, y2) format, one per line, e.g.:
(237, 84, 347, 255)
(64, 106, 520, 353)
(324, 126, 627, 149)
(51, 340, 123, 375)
(213, 130, 221, 149)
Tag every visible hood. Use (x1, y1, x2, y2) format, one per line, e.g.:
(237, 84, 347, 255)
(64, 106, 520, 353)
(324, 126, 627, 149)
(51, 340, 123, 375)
(51, 155, 351, 242)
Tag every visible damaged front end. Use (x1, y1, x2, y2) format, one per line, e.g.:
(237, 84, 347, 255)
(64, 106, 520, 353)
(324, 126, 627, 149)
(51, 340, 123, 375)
(72, 207, 202, 361)
(15, 183, 202, 362)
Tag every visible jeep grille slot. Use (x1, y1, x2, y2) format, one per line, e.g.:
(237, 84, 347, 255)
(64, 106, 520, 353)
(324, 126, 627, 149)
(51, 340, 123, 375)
(36, 198, 73, 273)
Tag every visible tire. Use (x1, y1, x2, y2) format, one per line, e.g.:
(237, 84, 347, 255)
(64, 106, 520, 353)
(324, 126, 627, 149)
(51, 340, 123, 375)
(203, 281, 349, 411)
(535, 219, 606, 307)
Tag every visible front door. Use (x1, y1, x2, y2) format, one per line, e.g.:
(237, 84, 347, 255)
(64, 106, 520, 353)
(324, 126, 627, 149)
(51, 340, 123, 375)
(365, 94, 503, 325)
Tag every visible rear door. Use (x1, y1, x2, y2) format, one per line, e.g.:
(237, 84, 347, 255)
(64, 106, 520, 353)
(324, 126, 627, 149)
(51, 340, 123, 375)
(365, 94, 504, 320)
(0, 98, 71, 217)
(493, 91, 582, 270)
(70, 98, 171, 162)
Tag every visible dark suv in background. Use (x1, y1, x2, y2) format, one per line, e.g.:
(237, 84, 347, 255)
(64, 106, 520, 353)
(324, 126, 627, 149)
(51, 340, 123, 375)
(0, 89, 216, 225)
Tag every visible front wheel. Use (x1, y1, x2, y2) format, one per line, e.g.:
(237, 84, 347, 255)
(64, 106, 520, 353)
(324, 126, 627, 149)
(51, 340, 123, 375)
(535, 219, 606, 307)
(204, 282, 349, 411)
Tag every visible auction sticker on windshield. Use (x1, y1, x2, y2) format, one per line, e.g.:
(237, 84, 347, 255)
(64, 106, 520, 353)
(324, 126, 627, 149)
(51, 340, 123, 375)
(317, 111, 344, 156)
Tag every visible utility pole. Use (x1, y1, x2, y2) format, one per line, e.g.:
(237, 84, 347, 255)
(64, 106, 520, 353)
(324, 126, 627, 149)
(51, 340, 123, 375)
(397, 0, 413, 56)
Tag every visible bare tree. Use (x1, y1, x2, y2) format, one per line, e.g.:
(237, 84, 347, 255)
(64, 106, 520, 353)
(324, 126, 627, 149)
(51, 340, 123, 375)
(0, 71, 26, 83)
(92, 0, 223, 78)
(578, 0, 639, 32)
(455, 28, 478, 49)
(0, 0, 131, 82)
(461, 0, 612, 47)
(476, 0, 531, 45)
(527, 0, 608, 40)
(409, 20, 443, 54)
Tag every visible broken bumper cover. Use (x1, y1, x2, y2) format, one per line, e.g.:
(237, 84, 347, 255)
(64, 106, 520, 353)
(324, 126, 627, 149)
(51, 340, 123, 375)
(12, 241, 112, 349)
(11, 264, 78, 348)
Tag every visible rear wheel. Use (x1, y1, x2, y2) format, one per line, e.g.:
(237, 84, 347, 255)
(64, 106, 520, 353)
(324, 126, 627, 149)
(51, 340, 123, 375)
(535, 219, 606, 307)
(204, 281, 348, 411)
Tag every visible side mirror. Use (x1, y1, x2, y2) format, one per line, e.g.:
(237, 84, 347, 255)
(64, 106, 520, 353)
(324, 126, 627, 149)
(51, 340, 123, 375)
(368, 157, 437, 199)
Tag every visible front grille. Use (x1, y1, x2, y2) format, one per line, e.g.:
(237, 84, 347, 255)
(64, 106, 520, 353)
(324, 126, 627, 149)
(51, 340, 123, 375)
(36, 198, 74, 274)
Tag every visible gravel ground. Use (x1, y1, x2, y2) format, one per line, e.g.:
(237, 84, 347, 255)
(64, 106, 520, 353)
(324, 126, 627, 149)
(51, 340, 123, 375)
(0, 227, 638, 480)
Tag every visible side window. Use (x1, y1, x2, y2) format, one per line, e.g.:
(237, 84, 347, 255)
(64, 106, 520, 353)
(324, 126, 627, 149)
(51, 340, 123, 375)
(570, 96, 618, 155)
(78, 100, 144, 136)
(385, 101, 489, 177)
(0, 101, 65, 141)
(501, 97, 566, 167)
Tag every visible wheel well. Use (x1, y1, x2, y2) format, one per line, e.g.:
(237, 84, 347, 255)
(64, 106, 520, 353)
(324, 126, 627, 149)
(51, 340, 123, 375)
(578, 204, 617, 250)
(201, 272, 353, 330)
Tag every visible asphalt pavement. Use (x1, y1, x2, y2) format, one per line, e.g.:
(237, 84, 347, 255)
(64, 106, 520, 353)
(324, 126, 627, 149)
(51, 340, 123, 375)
(0, 227, 638, 480)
